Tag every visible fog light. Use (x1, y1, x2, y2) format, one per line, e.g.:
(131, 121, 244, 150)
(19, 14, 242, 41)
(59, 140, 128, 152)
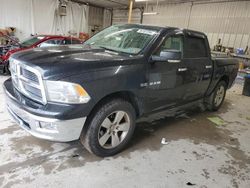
(39, 122, 57, 130)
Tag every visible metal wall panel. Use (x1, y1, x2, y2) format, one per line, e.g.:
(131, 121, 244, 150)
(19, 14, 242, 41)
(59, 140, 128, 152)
(112, 8, 142, 25)
(103, 9, 112, 28)
(89, 6, 104, 26)
(143, 1, 250, 49)
(143, 3, 191, 28)
(88, 6, 104, 35)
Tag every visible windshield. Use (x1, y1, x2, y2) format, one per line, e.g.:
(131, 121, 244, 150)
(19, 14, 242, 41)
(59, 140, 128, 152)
(85, 25, 158, 54)
(20, 36, 45, 47)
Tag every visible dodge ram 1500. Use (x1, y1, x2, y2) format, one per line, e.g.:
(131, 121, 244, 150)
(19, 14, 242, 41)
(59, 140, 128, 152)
(4, 24, 238, 157)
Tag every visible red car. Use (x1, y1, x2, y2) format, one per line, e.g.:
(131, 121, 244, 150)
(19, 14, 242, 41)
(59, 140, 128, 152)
(0, 35, 82, 74)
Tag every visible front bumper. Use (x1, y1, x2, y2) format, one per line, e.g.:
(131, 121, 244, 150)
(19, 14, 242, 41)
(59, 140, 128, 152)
(4, 80, 87, 142)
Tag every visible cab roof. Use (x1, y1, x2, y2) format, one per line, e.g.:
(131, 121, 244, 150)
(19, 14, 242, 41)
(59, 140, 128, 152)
(121, 24, 206, 37)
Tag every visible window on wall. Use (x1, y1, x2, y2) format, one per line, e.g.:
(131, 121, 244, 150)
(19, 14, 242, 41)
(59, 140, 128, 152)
(185, 36, 208, 58)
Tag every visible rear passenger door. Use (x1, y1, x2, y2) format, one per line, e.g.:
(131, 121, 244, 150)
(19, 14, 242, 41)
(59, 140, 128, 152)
(182, 32, 213, 102)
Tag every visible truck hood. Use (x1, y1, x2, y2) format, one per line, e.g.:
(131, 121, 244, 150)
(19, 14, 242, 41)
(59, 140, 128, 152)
(10, 45, 135, 79)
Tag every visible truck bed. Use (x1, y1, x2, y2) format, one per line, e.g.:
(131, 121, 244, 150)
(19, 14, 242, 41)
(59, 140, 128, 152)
(212, 57, 238, 66)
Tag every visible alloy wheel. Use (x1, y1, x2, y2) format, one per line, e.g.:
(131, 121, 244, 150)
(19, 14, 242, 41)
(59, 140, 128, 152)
(214, 85, 225, 107)
(98, 111, 131, 149)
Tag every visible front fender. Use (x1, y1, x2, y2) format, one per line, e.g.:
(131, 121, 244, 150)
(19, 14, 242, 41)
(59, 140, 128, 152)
(60, 62, 147, 117)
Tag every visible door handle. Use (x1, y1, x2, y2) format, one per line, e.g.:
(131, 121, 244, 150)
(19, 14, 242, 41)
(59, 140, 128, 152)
(205, 65, 212, 69)
(168, 60, 181, 63)
(178, 68, 187, 72)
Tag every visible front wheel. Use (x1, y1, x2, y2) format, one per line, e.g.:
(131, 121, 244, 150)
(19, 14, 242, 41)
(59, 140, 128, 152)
(4, 62, 10, 75)
(206, 80, 227, 111)
(80, 99, 136, 157)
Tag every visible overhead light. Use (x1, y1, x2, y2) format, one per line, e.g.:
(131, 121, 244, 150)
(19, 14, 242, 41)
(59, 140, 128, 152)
(143, 12, 159, 15)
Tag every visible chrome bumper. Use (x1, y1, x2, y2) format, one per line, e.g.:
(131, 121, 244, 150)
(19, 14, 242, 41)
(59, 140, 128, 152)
(6, 98, 86, 142)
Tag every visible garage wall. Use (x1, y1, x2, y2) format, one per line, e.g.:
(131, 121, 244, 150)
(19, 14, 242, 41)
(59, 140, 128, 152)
(112, 8, 142, 25)
(0, 0, 89, 40)
(142, 1, 250, 49)
(88, 6, 112, 36)
(88, 6, 104, 35)
(103, 9, 112, 29)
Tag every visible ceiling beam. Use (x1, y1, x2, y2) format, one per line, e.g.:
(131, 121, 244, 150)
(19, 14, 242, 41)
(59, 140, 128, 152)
(104, 0, 128, 6)
(71, 0, 128, 8)
(70, 0, 105, 9)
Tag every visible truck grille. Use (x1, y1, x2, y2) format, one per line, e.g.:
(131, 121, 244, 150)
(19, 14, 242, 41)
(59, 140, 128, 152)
(10, 59, 47, 104)
(20, 68, 39, 83)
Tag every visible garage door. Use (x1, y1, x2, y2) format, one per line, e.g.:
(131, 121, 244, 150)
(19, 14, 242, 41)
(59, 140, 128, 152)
(112, 8, 142, 25)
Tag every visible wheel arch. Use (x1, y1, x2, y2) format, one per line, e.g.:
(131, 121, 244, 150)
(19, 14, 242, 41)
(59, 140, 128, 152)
(80, 90, 139, 157)
(87, 91, 143, 122)
(220, 75, 229, 88)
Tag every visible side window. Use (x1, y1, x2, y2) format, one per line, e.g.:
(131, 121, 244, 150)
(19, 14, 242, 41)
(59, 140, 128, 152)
(39, 39, 62, 48)
(72, 39, 81, 44)
(63, 39, 71, 45)
(63, 39, 81, 45)
(155, 36, 183, 56)
(185, 36, 208, 58)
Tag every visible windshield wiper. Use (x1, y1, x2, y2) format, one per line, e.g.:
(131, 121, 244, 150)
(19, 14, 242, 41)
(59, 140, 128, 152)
(98, 46, 119, 53)
(97, 45, 133, 55)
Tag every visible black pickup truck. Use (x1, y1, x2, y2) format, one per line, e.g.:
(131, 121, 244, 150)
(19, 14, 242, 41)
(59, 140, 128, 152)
(4, 24, 238, 157)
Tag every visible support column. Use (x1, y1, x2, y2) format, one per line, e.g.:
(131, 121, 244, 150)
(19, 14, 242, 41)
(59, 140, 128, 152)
(128, 0, 133, 23)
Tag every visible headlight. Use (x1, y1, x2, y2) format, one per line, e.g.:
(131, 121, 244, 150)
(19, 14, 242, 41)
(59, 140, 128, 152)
(45, 81, 91, 104)
(9, 58, 17, 73)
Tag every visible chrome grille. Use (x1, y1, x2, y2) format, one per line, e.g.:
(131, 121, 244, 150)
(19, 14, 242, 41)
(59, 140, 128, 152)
(10, 59, 47, 104)
(20, 68, 39, 83)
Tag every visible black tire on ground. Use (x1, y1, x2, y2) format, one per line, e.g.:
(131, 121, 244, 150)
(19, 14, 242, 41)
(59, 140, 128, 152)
(80, 98, 136, 157)
(5, 62, 10, 75)
(3, 64, 10, 75)
(206, 80, 227, 111)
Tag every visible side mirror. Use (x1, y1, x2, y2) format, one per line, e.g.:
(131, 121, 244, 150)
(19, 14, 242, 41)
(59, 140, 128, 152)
(151, 49, 181, 63)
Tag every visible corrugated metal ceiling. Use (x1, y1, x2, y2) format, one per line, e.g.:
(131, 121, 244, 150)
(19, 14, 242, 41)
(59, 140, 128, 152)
(74, 0, 216, 8)
(73, 0, 128, 8)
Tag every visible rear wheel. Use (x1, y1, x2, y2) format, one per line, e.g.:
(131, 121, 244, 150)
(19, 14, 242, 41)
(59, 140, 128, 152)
(80, 99, 136, 157)
(206, 80, 227, 111)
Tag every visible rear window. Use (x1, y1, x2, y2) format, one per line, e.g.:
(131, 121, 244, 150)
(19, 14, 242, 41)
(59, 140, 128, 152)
(185, 36, 208, 58)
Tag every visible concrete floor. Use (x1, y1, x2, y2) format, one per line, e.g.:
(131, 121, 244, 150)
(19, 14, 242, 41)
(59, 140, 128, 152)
(0, 75, 250, 188)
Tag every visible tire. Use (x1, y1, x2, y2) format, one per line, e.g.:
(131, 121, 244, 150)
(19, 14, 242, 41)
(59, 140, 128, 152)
(206, 80, 227, 111)
(80, 98, 136, 157)
(5, 62, 10, 75)
(3, 62, 10, 75)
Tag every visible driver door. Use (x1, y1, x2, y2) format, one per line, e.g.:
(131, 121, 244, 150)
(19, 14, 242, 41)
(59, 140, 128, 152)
(146, 33, 188, 112)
